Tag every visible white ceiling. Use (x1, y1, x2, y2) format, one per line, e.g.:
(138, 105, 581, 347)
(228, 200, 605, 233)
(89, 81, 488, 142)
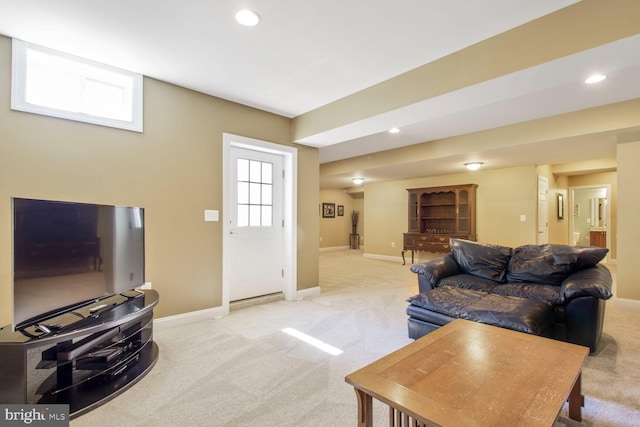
(1, 0, 638, 188)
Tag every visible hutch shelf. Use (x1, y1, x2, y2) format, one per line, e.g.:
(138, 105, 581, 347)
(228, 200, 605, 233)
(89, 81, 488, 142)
(403, 184, 477, 264)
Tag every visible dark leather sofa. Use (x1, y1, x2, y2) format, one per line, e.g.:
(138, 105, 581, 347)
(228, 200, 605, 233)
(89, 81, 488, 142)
(407, 239, 613, 352)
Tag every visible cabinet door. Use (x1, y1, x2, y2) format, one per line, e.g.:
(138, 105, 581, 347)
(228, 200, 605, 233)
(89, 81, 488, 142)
(403, 233, 415, 249)
(456, 188, 471, 233)
(408, 191, 419, 232)
(590, 231, 606, 248)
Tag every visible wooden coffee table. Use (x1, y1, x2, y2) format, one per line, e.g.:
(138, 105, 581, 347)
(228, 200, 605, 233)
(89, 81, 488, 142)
(345, 319, 589, 426)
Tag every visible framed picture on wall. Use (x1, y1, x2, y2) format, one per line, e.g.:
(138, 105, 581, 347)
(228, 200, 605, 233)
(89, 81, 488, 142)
(322, 203, 335, 218)
(337, 205, 344, 216)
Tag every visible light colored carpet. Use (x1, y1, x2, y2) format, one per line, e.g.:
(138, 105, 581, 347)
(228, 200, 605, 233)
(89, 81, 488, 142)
(70, 250, 640, 426)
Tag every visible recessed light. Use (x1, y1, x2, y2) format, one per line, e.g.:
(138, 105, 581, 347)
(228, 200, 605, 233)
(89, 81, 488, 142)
(585, 74, 606, 84)
(389, 127, 400, 134)
(235, 10, 261, 27)
(464, 162, 483, 171)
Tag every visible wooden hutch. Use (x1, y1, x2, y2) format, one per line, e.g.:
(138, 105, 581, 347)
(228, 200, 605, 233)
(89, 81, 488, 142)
(402, 184, 477, 264)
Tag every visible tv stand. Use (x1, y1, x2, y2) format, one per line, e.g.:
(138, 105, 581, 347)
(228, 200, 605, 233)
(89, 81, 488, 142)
(0, 289, 159, 419)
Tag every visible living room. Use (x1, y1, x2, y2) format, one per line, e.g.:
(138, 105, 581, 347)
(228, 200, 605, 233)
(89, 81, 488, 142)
(1, 1, 640, 425)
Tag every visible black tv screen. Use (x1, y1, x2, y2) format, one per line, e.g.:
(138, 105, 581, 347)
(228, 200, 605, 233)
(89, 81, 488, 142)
(12, 198, 145, 330)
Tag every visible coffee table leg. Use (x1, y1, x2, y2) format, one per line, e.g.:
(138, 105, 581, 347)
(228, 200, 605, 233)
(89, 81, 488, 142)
(568, 372, 583, 421)
(354, 388, 373, 427)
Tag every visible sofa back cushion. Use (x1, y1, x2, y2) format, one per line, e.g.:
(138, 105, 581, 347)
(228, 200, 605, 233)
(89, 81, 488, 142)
(450, 238, 512, 283)
(507, 244, 608, 285)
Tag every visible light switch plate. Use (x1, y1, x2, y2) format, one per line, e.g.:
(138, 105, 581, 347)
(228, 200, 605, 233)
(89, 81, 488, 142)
(205, 210, 219, 222)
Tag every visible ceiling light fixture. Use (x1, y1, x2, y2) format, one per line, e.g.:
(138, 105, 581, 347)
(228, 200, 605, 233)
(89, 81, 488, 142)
(464, 162, 483, 171)
(389, 127, 400, 134)
(585, 74, 606, 84)
(352, 178, 364, 185)
(235, 10, 261, 27)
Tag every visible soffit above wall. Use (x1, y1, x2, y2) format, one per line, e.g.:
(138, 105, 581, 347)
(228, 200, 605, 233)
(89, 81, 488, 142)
(319, 101, 640, 189)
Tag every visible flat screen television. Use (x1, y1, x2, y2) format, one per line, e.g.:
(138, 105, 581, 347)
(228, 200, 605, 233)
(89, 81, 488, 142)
(12, 197, 145, 330)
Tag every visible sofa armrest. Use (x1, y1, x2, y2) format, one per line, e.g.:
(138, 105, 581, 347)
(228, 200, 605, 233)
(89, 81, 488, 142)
(560, 264, 613, 303)
(409, 253, 462, 292)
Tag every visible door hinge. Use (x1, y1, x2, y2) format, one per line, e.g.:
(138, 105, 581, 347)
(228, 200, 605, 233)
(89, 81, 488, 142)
(281, 269, 284, 277)
(282, 219, 285, 227)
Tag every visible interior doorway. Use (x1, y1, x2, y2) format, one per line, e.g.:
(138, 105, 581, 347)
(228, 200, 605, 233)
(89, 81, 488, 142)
(222, 134, 297, 313)
(570, 185, 610, 253)
(537, 175, 549, 244)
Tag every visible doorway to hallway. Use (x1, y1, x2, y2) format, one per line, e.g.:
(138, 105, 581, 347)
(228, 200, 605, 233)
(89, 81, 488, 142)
(570, 185, 610, 256)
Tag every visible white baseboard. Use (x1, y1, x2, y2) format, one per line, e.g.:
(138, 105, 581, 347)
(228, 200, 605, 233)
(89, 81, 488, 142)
(363, 253, 404, 263)
(319, 245, 349, 252)
(153, 305, 226, 331)
(363, 252, 445, 265)
(293, 286, 320, 299)
(154, 286, 323, 330)
(613, 297, 640, 310)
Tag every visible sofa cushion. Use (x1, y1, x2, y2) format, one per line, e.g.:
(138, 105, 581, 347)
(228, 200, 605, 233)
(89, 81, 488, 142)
(507, 244, 608, 286)
(490, 283, 561, 305)
(438, 273, 499, 293)
(407, 286, 486, 317)
(460, 294, 553, 335)
(407, 286, 553, 335)
(450, 238, 512, 283)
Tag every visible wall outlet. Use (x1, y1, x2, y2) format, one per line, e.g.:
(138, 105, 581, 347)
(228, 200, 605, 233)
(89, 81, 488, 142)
(319, 237, 323, 242)
(391, 242, 395, 248)
(520, 214, 526, 222)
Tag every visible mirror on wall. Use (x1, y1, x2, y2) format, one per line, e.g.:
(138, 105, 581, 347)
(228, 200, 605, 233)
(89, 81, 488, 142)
(571, 187, 608, 246)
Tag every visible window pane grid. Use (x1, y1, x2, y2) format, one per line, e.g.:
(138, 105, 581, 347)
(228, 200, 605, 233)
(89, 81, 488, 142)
(236, 158, 273, 227)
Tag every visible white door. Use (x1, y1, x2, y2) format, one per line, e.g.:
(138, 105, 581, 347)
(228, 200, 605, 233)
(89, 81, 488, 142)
(228, 146, 284, 301)
(537, 175, 549, 244)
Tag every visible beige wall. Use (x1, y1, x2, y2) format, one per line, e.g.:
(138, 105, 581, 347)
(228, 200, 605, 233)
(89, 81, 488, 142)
(0, 35, 319, 325)
(617, 136, 640, 300)
(364, 166, 539, 258)
(297, 148, 320, 287)
(353, 195, 364, 246)
(328, 166, 616, 260)
(319, 189, 360, 248)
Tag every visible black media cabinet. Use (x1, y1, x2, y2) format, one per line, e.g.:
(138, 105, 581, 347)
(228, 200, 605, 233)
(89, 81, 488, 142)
(0, 289, 159, 419)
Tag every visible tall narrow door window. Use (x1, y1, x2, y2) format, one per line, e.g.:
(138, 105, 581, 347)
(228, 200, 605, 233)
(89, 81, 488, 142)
(236, 158, 273, 227)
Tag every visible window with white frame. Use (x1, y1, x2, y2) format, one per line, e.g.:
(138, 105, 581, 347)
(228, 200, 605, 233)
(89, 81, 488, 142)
(11, 39, 143, 132)
(236, 158, 274, 227)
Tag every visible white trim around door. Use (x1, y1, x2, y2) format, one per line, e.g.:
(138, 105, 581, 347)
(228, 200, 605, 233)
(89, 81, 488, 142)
(222, 133, 297, 315)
